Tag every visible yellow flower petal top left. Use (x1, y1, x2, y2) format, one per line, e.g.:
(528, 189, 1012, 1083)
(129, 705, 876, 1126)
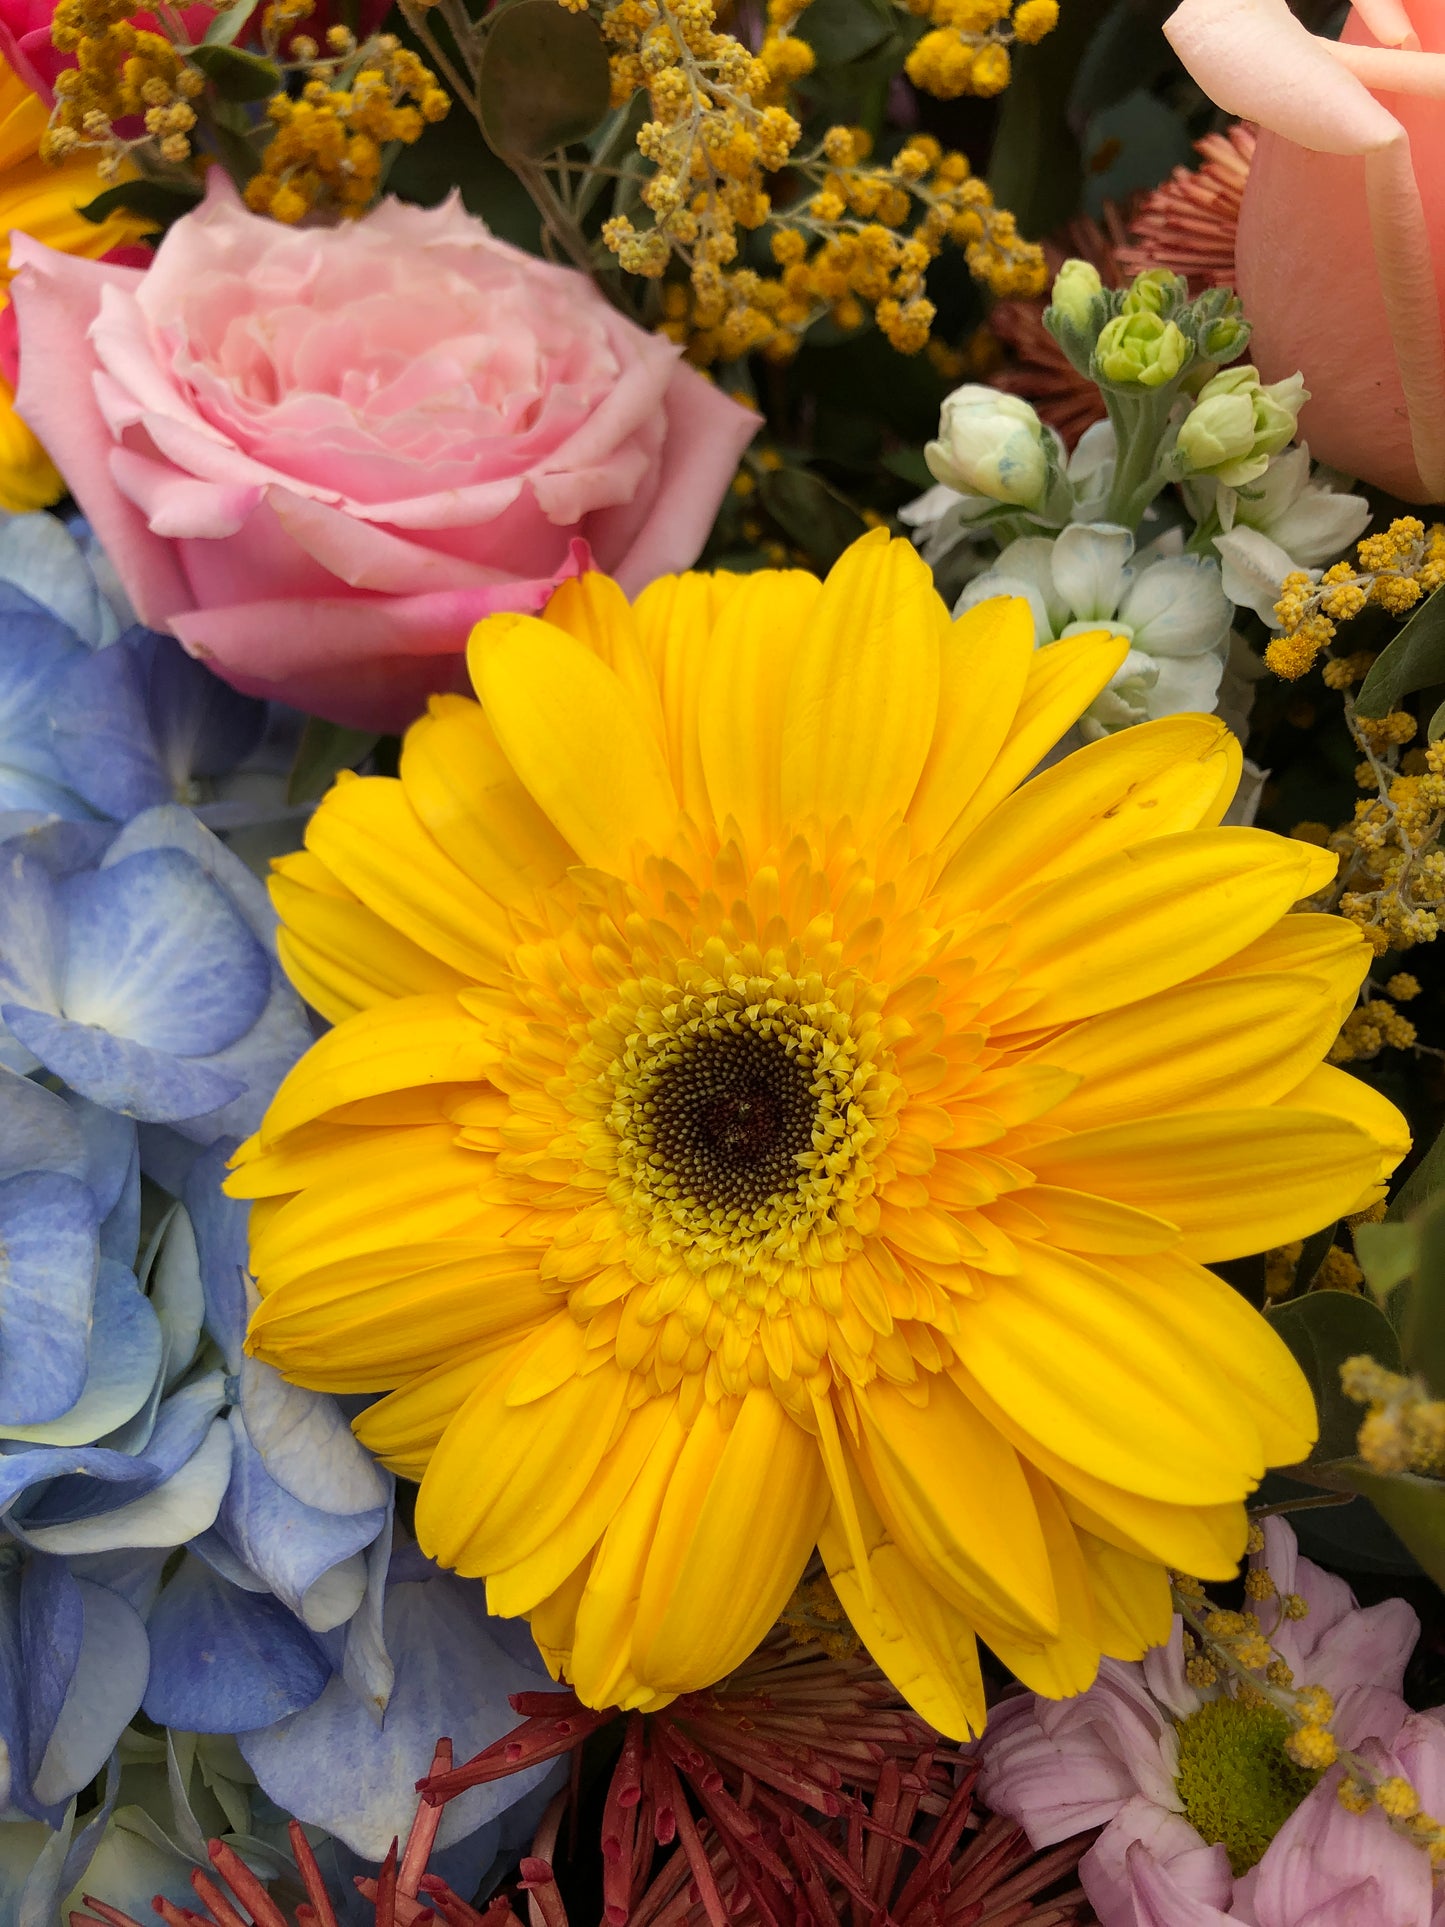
(232, 530, 1408, 1740)
(0, 54, 150, 510)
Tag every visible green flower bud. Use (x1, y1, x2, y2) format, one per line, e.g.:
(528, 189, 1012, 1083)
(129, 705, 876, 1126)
(1049, 258, 1103, 331)
(1120, 268, 1185, 317)
(1093, 312, 1192, 390)
(1176, 365, 1309, 487)
(1195, 313, 1251, 363)
(924, 383, 1052, 508)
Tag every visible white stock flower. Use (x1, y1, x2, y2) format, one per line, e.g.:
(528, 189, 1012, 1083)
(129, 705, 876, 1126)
(925, 384, 1053, 508)
(1192, 445, 1372, 623)
(954, 521, 1232, 741)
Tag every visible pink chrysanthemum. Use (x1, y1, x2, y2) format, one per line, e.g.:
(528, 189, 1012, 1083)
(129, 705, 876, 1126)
(1117, 125, 1256, 293)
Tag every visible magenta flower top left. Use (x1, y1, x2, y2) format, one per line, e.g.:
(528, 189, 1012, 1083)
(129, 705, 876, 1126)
(10, 176, 760, 731)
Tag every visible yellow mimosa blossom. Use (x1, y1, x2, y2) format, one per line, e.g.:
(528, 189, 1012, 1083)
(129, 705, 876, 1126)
(233, 530, 1408, 1738)
(0, 56, 149, 510)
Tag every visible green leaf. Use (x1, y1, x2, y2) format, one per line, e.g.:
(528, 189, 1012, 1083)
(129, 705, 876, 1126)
(202, 0, 261, 45)
(287, 719, 380, 806)
(882, 447, 934, 491)
(796, 0, 895, 66)
(190, 42, 284, 100)
(1355, 1219, 1419, 1306)
(476, 0, 610, 159)
(1328, 1463, 1445, 1592)
(1400, 1191, 1445, 1396)
(1388, 1114, 1445, 1221)
(78, 179, 202, 229)
(757, 467, 869, 571)
(1429, 694, 1445, 742)
(1354, 585, 1445, 718)
(1267, 1291, 1401, 1463)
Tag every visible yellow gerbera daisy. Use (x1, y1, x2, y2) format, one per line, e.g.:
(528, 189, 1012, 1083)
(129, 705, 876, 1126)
(233, 531, 1407, 1739)
(0, 56, 150, 510)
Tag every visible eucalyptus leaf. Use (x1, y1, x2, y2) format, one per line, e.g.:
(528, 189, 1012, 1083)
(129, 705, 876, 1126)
(758, 466, 869, 571)
(1354, 1218, 1419, 1306)
(1388, 1113, 1445, 1220)
(1354, 585, 1445, 718)
(202, 0, 260, 45)
(190, 42, 282, 100)
(1327, 1463, 1445, 1592)
(477, 0, 610, 158)
(1267, 1290, 1401, 1463)
(287, 719, 380, 807)
(78, 181, 201, 230)
(797, 0, 895, 66)
(1400, 1190, 1445, 1396)
(1293, 1220, 1339, 1295)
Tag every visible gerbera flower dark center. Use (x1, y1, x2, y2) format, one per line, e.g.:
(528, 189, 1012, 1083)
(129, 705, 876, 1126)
(651, 1029, 817, 1213)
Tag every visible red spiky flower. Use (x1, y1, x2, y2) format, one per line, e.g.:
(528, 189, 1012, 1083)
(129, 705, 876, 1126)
(1116, 124, 1256, 291)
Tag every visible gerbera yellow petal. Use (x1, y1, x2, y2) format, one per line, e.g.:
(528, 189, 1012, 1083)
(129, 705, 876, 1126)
(906, 594, 1035, 851)
(1077, 1529, 1173, 1660)
(780, 531, 943, 844)
(1036, 970, 1367, 1131)
(630, 1391, 829, 1694)
(1271, 1064, 1412, 1214)
(417, 1321, 633, 1575)
(975, 1469, 1101, 1698)
(631, 570, 747, 817)
(817, 1470, 986, 1740)
(699, 569, 822, 855)
(400, 696, 574, 908)
(938, 714, 1243, 914)
(994, 830, 1337, 1029)
(941, 627, 1130, 850)
(852, 1376, 1060, 1638)
(955, 1242, 1262, 1503)
(258, 995, 494, 1146)
(305, 775, 512, 978)
(1029, 1104, 1400, 1261)
(354, 1343, 512, 1477)
(467, 611, 678, 874)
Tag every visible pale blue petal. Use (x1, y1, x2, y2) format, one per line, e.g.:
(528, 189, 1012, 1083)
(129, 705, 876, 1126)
(0, 1069, 84, 1181)
(0, 516, 111, 645)
(184, 1144, 250, 1369)
(59, 849, 270, 1055)
(218, 1411, 387, 1630)
(148, 1207, 206, 1392)
(22, 1415, 232, 1554)
(49, 643, 169, 822)
(11, 1370, 226, 1528)
(31, 1580, 148, 1807)
(103, 805, 277, 949)
(0, 1008, 246, 1123)
(0, 1262, 160, 1447)
(69, 1096, 137, 1226)
(238, 1356, 390, 1516)
(0, 1171, 98, 1427)
(342, 1506, 395, 1719)
(240, 1573, 556, 1859)
(65, 1549, 168, 1618)
(173, 974, 313, 1146)
(142, 1553, 331, 1733)
(0, 853, 63, 1073)
(20, 1555, 83, 1795)
(138, 632, 267, 789)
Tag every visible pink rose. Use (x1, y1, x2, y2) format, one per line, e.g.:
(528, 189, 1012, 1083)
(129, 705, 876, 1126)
(1165, 0, 1445, 504)
(12, 176, 758, 730)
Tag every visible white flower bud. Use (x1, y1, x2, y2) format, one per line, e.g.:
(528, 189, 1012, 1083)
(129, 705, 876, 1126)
(924, 385, 1052, 510)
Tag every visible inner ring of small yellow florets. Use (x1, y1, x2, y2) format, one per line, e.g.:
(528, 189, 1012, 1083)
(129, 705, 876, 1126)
(603, 980, 883, 1279)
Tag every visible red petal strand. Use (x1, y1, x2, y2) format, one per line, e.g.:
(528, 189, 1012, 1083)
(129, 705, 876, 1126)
(416, 1876, 503, 1926)
(149, 1902, 203, 1927)
(187, 1871, 249, 1927)
(206, 1844, 290, 1927)
(401, 1744, 453, 1897)
(601, 1716, 645, 1925)
(355, 1877, 435, 1925)
(422, 1710, 617, 1804)
(517, 1857, 569, 1927)
(74, 1903, 146, 1927)
(289, 1821, 342, 1927)
(654, 1752, 729, 1927)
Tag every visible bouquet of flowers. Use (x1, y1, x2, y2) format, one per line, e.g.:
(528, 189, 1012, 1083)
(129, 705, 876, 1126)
(4, 0, 1445, 1919)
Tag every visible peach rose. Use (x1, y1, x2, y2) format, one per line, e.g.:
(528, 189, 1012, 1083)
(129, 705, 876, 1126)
(12, 176, 758, 729)
(1166, 0, 1445, 503)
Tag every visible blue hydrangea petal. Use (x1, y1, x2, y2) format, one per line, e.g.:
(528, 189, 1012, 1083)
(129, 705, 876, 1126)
(147, 1207, 206, 1393)
(240, 1572, 557, 1860)
(218, 1411, 387, 1631)
(142, 1553, 331, 1733)
(31, 1579, 149, 1808)
(0, 1068, 86, 1181)
(49, 642, 170, 822)
(66, 1549, 168, 1618)
(137, 631, 267, 786)
(184, 1144, 250, 1370)
(0, 1008, 247, 1123)
(341, 1505, 395, 1719)
(0, 516, 114, 645)
(0, 1171, 98, 1427)
(101, 805, 275, 944)
(59, 848, 271, 1056)
(238, 1356, 390, 1516)
(22, 1414, 232, 1555)
(0, 1262, 161, 1447)
(174, 975, 313, 1146)
(20, 1555, 83, 1795)
(0, 852, 63, 1072)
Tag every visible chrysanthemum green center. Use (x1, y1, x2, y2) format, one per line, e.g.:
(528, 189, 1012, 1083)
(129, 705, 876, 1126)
(1174, 1697, 1322, 1876)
